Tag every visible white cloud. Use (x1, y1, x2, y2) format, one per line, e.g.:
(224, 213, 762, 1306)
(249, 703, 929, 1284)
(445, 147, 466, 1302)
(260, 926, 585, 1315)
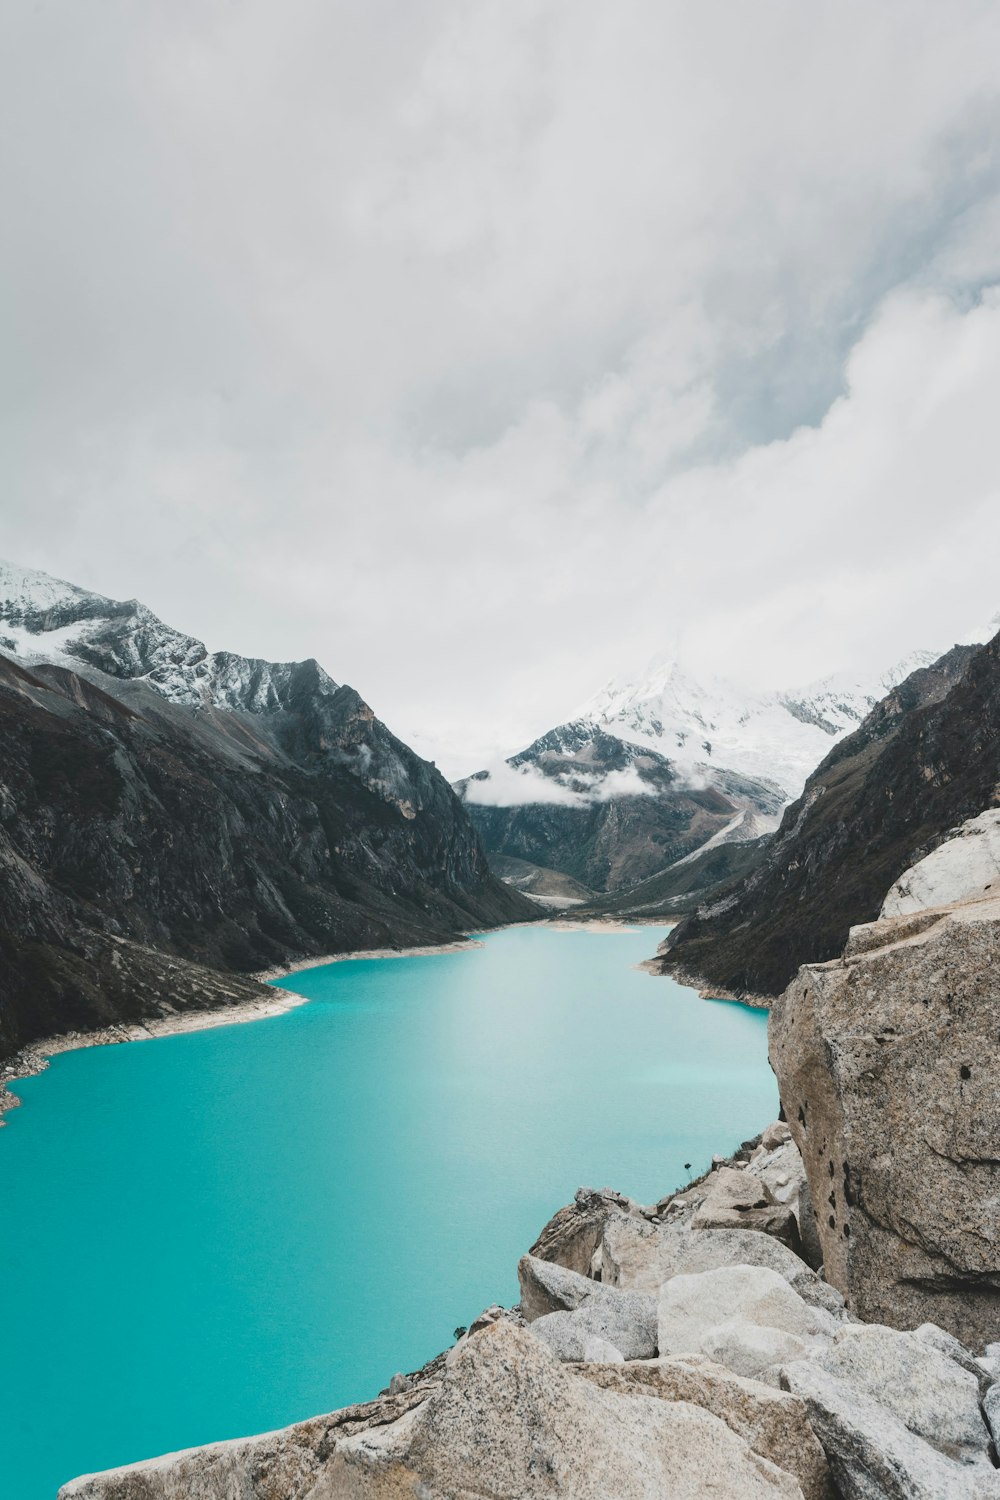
(460, 760, 655, 808)
(4, 2, 1000, 773)
(461, 763, 587, 808)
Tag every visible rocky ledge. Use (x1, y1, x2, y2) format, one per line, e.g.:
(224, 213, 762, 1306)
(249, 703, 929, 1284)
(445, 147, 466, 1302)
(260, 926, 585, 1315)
(59, 1123, 1000, 1500)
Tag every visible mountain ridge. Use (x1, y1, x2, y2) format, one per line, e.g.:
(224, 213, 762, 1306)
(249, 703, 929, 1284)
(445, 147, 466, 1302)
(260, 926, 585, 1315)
(0, 562, 534, 1062)
(657, 636, 998, 997)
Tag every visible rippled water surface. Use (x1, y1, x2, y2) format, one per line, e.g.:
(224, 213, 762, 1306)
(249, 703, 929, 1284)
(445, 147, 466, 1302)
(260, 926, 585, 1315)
(1, 923, 776, 1498)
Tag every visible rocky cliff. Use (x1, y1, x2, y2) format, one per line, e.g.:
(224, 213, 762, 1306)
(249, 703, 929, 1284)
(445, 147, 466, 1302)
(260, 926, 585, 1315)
(770, 889, 1000, 1348)
(0, 565, 533, 1061)
(658, 638, 993, 998)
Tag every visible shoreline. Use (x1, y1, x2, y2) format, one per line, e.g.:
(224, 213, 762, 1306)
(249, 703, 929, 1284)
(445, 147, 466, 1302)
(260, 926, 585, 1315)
(255, 937, 484, 983)
(652, 959, 771, 1010)
(0, 987, 311, 1127)
(0, 932, 500, 1125)
(0, 917, 694, 1126)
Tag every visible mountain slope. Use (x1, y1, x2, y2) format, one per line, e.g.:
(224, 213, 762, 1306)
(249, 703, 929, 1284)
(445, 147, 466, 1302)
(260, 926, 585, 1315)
(657, 638, 996, 997)
(0, 564, 532, 1060)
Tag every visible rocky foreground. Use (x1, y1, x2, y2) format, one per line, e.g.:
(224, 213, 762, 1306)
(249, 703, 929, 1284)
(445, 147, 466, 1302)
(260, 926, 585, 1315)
(60, 1119, 1000, 1498)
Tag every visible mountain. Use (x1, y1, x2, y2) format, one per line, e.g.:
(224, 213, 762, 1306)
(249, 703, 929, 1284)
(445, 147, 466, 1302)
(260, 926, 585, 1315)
(456, 722, 784, 895)
(658, 635, 999, 998)
(0, 562, 533, 1061)
(455, 650, 935, 903)
(579, 652, 940, 799)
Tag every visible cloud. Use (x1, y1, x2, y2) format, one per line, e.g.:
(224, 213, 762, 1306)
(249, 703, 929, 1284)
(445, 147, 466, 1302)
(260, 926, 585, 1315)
(461, 760, 655, 807)
(4, 3, 1000, 776)
(461, 763, 588, 808)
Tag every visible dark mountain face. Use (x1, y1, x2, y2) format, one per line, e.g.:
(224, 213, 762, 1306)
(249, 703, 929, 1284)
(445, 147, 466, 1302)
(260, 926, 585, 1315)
(658, 640, 994, 998)
(456, 725, 783, 894)
(0, 585, 533, 1060)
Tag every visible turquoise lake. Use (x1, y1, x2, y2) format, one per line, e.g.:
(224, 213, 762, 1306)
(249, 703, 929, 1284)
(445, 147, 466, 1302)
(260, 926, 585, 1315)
(0, 923, 777, 1498)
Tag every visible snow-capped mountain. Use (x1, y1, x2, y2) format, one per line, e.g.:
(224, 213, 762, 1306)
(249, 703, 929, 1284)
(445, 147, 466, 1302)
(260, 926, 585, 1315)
(455, 642, 972, 902)
(0, 558, 533, 1058)
(0, 558, 339, 714)
(0, 558, 483, 820)
(579, 650, 941, 801)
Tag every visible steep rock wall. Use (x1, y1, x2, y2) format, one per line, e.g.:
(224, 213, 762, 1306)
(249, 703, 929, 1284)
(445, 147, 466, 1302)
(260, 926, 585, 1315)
(769, 896, 1000, 1345)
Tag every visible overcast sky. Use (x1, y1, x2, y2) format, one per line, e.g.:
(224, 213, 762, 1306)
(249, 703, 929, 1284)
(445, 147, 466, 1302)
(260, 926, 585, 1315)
(4, 2, 1000, 775)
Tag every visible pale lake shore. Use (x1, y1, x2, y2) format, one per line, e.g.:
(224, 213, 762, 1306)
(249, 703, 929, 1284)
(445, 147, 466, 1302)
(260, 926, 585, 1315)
(253, 936, 486, 982)
(0, 988, 310, 1125)
(0, 918, 683, 1126)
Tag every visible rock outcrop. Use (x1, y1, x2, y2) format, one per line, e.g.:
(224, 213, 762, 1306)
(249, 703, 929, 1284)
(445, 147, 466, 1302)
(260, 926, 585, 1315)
(63, 1321, 805, 1500)
(769, 894, 1000, 1346)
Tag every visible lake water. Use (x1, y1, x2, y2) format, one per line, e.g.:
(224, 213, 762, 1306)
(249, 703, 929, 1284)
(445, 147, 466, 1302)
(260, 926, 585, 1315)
(0, 923, 776, 1498)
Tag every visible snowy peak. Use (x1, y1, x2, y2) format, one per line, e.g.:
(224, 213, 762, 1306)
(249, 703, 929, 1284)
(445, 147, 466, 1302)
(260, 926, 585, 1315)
(579, 650, 941, 799)
(0, 559, 450, 822)
(0, 558, 340, 716)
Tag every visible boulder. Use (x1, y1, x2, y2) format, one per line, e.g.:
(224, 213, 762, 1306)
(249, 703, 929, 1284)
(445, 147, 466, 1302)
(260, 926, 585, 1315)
(691, 1166, 799, 1248)
(602, 1217, 844, 1317)
(915, 1322, 996, 1399)
(328, 1321, 805, 1498)
(582, 1334, 625, 1363)
(747, 1140, 823, 1268)
(529, 1286, 658, 1363)
(528, 1186, 641, 1276)
(518, 1253, 602, 1320)
(658, 1266, 837, 1383)
(783, 1359, 1000, 1500)
(769, 895, 1000, 1345)
(699, 1322, 822, 1388)
(813, 1323, 992, 1466)
(579, 1356, 833, 1500)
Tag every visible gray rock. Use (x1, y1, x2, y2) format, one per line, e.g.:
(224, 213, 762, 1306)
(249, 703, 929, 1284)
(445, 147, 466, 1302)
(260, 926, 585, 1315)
(658, 1265, 837, 1381)
(528, 1185, 641, 1276)
(783, 1359, 1000, 1499)
(581, 1334, 625, 1363)
(815, 1323, 992, 1466)
(915, 1321, 996, 1398)
(329, 1320, 805, 1498)
(529, 1284, 658, 1362)
(984, 1384, 1000, 1451)
(769, 897, 1000, 1345)
(602, 1216, 845, 1317)
(700, 1322, 822, 1388)
(518, 1252, 602, 1321)
(579, 1356, 834, 1500)
(747, 1140, 823, 1268)
(691, 1165, 799, 1247)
